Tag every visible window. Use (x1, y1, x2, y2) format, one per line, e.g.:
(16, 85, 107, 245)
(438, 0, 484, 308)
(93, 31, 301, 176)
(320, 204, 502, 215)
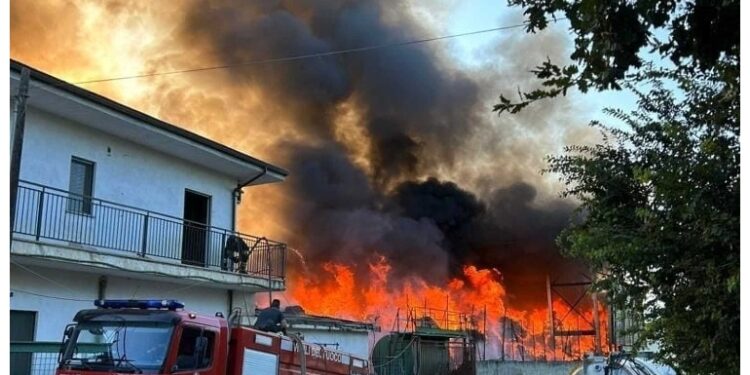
(174, 326, 215, 371)
(67, 157, 94, 214)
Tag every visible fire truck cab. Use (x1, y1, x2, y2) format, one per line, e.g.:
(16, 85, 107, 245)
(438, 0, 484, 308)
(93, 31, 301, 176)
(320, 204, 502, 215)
(56, 299, 370, 375)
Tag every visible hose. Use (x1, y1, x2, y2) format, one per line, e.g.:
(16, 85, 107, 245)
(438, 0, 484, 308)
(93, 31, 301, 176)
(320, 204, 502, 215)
(288, 333, 306, 375)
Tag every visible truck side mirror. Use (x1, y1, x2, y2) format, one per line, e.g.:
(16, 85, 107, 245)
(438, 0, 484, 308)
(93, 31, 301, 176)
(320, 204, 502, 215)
(64, 325, 74, 339)
(59, 324, 76, 364)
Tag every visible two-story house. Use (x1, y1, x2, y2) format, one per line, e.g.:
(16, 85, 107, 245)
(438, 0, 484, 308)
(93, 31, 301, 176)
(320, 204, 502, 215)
(9, 60, 289, 347)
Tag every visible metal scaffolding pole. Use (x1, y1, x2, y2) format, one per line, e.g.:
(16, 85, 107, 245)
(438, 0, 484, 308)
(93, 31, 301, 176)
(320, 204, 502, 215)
(546, 275, 555, 361)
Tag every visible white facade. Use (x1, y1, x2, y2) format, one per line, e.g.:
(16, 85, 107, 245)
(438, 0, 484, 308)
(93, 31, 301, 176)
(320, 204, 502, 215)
(15, 107, 241, 267)
(290, 329, 372, 360)
(19, 107, 236, 230)
(9, 60, 288, 345)
(283, 315, 375, 360)
(11, 264, 232, 341)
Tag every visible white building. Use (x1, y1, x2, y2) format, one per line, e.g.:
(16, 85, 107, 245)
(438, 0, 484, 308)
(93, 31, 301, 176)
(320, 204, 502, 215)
(282, 307, 375, 360)
(9, 60, 289, 346)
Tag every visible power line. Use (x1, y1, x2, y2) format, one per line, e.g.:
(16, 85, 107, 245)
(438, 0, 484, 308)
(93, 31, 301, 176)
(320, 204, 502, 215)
(72, 21, 533, 85)
(11, 288, 94, 302)
(11, 261, 80, 294)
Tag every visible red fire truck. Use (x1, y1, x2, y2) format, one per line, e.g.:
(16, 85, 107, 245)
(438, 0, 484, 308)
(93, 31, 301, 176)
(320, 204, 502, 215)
(55, 299, 370, 375)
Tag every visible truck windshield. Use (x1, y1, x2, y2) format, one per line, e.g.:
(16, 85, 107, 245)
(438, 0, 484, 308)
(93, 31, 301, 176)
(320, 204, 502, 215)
(62, 321, 173, 373)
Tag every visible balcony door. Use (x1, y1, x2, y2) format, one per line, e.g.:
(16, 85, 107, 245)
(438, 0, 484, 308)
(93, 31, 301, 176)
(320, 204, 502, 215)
(182, 190, 210, 267)
(10, 310, 36, 375)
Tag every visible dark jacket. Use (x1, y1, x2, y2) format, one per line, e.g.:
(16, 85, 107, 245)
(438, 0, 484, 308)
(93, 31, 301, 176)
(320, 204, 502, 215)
(254, 307, 285, 332)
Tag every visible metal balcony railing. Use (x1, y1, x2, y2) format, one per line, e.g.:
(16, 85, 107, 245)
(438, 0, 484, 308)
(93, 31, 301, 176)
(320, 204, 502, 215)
(12, 181, 286, 280)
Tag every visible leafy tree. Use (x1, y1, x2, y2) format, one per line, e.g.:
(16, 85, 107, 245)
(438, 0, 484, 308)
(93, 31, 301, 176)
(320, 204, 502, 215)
(494, 0, 739, 113)
(496, 1, 740, 372)
(547, 71, 739, 373)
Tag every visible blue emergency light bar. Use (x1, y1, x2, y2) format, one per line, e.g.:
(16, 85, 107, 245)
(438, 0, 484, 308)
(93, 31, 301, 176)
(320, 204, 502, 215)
(94, 299, 185, 310)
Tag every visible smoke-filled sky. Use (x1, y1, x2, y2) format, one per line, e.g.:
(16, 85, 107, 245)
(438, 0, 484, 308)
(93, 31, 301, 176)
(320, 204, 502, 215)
(11, 0, 618, 306)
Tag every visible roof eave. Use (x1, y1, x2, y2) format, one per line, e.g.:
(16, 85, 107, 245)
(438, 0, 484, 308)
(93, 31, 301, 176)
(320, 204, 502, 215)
(10, 59, 289, 179)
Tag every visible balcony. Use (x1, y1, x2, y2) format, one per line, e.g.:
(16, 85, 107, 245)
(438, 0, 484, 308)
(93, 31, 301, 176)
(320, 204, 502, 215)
(11, 181, 286, 292)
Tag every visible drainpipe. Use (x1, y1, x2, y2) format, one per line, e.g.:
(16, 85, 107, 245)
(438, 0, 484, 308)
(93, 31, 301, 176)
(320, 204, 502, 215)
(97, 276, 108, 301)
(231, 166, 267, 231)
(229, 166, 267, 314)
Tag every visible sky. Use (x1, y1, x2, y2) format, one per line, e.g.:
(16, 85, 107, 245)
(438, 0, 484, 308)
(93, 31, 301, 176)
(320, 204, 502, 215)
(10, 0, 641, 149)
(450, 0, 639, 121)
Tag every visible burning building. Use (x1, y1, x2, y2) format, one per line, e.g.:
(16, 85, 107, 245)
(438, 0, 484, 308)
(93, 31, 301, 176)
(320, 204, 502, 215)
(11, 0, 605, 363)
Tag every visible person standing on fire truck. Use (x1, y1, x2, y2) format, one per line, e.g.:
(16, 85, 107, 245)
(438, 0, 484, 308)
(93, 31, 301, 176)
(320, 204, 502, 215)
(254, 299, 288, 335)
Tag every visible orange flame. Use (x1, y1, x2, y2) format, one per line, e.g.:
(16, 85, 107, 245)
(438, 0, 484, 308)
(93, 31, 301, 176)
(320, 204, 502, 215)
(283, 255, 608, 361)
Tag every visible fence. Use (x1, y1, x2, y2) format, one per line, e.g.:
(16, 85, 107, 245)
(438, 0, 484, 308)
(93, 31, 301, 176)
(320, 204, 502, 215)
(13, 181, 286, 279)
(610, 307, 642, 351)
(10, 342, 113, 375)
(10, 342, 60, 375)
(392, 306, 480, 334)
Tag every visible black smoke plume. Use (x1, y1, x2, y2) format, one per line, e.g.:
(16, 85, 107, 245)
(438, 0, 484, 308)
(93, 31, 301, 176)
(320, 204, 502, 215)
(180, 0, 584, 304)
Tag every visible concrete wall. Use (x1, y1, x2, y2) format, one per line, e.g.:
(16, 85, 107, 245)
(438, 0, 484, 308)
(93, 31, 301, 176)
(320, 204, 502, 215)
(478, 361, 578, 375)
(10, 263, 231, 342)
(19, 106, 236, 228)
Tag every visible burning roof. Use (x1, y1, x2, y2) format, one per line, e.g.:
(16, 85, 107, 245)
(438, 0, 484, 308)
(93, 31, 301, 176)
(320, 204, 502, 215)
(282, 305, 375, 333)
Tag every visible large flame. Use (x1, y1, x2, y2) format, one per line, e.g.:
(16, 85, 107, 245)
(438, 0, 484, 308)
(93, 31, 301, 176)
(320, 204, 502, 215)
(283, 256, 607, 361)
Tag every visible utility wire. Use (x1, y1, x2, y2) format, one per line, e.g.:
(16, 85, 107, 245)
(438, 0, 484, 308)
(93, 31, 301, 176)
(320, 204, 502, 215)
(11, 288, 94, 302)
(71, 21, 534, 85)
(11, 261, 80, 294)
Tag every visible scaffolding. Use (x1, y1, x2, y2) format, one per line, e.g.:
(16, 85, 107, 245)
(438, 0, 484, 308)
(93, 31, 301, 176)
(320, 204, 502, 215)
(372, 302, 482, 375)
(546, 274, 603, 361)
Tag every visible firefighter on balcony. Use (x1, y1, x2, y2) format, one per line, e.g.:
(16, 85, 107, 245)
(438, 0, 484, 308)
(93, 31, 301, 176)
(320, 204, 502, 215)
(254, 299, 288, 335)
(222, 235, 250, 273)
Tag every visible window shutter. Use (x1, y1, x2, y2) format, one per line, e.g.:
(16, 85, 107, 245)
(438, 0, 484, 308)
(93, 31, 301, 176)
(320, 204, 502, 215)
(69, 161, 86, 196)
(68, 158, 94, 214)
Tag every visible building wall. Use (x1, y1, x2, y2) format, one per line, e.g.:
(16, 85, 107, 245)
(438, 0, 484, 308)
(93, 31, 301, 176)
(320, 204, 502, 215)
(477, 360, 578, 375)
(16, 106, 239, 266)
(289, 329, 372, 360)
(10, 263, 230, 342)
(19, 106, 236, 229)
(10, 264, 96, 342)
(106, 274, 229, 317)
(10, 102, 274, 345)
